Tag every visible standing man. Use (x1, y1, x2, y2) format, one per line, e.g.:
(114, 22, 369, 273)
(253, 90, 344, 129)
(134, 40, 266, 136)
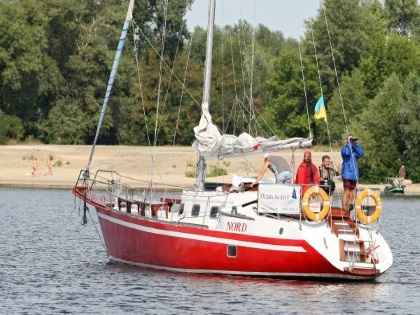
(294, 151, 320, 195)
(253, 153, 292, 186)
(341, 134, 364, 211)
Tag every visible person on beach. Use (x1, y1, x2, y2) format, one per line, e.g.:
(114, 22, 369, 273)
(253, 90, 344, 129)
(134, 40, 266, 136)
(399, 165, 405, 180)
(253, 153, 292, 186)
(32, 158, 38, 177)
(294, 150, 320, 195)
(341, 134, 364, 211)
(46, 155, 53, 175)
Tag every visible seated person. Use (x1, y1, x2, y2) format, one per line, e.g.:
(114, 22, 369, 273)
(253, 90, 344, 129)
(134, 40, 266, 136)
(318, 155, 339, 195)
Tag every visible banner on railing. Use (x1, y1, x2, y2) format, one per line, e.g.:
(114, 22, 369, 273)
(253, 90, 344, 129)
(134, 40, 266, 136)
(258, 184, 301, 214)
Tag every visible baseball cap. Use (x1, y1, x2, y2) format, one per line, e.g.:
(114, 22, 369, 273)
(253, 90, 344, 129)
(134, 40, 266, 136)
(304, 150, 311, 157)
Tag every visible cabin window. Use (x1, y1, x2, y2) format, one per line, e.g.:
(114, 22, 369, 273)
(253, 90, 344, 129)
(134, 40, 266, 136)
(227, 245, 237, 258)
(191, 204, 200, 217)
(209, 206, 219, 218)
(172, 203, 184, 214)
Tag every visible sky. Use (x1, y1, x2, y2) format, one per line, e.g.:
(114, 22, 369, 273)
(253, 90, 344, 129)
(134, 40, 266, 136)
(185, 0, 321, 39)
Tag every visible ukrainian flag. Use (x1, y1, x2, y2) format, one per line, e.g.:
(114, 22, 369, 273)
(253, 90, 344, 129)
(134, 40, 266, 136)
(314, 95, 327, 121)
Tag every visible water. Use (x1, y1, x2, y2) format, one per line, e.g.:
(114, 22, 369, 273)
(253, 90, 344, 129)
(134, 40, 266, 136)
(1, 188, 419, 314)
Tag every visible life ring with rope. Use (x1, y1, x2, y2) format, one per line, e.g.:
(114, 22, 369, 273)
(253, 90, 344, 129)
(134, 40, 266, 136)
(355, 189, 382, 224)
(302, 186, 330, 221)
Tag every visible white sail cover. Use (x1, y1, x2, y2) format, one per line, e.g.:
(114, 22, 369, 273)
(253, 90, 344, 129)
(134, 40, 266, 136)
(193, 103, 314, 159)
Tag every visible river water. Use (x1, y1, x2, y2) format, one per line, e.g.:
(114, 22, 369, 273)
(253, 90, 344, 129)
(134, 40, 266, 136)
(0, 187, 419, 314)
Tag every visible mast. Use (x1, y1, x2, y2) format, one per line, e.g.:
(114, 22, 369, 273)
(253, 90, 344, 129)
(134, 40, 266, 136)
(196, 0, 216, 189)
(85, 0, 135, 173)
(202, 0, 216, 105)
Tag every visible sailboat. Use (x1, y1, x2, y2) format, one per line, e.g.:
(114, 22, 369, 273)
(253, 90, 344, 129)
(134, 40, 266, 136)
(73, 0, 392, 280)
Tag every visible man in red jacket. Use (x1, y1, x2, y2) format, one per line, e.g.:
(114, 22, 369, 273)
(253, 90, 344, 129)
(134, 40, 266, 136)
(294, 151, 320, 195)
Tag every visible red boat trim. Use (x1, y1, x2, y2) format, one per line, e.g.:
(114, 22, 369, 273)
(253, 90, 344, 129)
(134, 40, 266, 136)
(108, 256, 377, 280)
(97, 212, 307, 253)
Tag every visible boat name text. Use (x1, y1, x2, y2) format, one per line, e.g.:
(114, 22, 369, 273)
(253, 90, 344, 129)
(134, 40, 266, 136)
(227, 222, 247, 232)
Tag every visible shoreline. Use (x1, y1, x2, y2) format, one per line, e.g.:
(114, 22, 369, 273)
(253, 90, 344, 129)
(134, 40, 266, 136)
(1, 144, 419, 195)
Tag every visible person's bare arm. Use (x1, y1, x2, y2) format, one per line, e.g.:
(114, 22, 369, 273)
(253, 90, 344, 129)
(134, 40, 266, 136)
(253, 161, 270, 186)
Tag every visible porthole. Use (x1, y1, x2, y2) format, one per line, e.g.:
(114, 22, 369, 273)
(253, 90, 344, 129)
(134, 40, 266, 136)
(279, 227, 284, 235)
(177, 203, 185, 215)
(192, 204, 200, 217)
(209, 206, 219, 218)
(227, 245, 237, 258)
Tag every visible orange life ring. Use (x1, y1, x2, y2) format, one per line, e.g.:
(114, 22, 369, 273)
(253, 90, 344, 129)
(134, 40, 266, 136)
(302, 186, 330, 221)
(355, 189, 382, 224)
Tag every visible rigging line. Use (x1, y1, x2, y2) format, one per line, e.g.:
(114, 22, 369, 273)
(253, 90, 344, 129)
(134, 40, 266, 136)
(321, 0, 349, 135)
(237, 21, 251, 106)
(172, 31, 193, 160)
(238, 23, 247, 102)
(147, 0, 181, 189)
(133, 26, 152, 149)
(292, 0, 312, 139)
(249, 0, 256, 135)
(156, 22, 185, 145)
(321, 1, 358, 192)
(153, 0, 168, 149)
(228, 30, 239, 99)
(135, 27, 199, 106)
(230, 94, 275, 139)
(151, 0, 172, 187)
(133, 25, 167, 186)
(307, 1, 333, 153)
(75, 196, 108, 254)
(86, 0, 135, 172)
(221, 0, 225, 133)
(87, 203, 108, 255)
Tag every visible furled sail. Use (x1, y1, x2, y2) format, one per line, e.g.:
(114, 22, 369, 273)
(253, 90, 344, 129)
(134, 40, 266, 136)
(193, 103, 315, 159)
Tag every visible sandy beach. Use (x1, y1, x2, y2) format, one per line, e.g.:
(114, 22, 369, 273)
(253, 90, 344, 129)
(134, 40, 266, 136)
(1, 144, 418, 195)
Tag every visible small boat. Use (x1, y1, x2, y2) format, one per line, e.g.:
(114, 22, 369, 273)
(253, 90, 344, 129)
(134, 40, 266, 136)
(73, 0, 393, 281)
(384, 177, 405, 193)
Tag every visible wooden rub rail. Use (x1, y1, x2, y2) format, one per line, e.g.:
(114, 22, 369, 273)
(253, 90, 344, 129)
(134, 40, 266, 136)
(344, 267, 381, 275)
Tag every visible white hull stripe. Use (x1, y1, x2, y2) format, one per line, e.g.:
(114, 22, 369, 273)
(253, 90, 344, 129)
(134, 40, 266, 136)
(98, 211, 306, 253)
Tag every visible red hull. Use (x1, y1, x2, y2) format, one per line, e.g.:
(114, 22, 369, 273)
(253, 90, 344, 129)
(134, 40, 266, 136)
(73, 185, 389, 280)
(96, 205, 356, 279)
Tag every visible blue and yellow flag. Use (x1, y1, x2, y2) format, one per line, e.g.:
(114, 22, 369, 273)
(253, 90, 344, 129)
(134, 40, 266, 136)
(314, 95, 327, 122)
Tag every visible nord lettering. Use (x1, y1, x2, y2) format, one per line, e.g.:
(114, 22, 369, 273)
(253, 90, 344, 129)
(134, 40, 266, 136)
(227, 222, 247, 232)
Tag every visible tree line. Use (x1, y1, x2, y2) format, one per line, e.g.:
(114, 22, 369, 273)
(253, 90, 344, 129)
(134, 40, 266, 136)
(0, 0, 419, 182)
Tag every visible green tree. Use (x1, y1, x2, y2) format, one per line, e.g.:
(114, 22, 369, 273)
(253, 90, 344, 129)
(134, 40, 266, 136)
(266, 49, 319, 138)
(385, 0, 420, 36)
(358, 74, 404, 182)
(398, 72, 420, 182)
(323, 69, 369, 145)
(134, 0, 193, 59)
(0, 111, 24, 144)
(0, 0, 59, 139)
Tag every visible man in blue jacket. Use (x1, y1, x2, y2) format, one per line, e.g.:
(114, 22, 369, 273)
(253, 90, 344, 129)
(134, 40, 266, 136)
(341, 134, 364, 211)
